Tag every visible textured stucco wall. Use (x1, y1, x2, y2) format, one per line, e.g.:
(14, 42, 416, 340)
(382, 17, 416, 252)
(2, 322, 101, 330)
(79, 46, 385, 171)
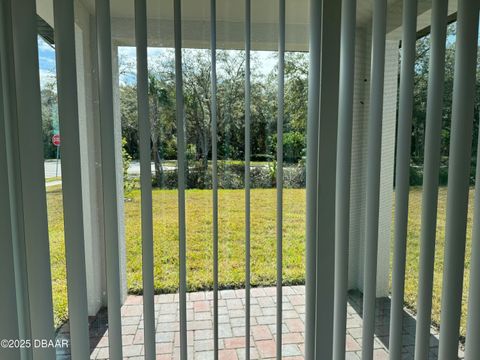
(377, 40, 399, 297)
(349, 24, 370, 292)
(349, 24, 399, 298)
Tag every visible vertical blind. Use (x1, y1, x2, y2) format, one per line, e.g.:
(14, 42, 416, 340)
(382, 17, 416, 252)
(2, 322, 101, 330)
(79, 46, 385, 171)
(0, 0, 479, 360)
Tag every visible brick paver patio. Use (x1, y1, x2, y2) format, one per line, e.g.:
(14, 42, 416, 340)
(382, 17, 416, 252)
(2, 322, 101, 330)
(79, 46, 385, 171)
(56, 285, 463, 359)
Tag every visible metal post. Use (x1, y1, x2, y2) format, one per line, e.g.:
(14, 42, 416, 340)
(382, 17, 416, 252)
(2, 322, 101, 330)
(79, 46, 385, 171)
(55, 146, 60, 177)
(134, 0, 156, 358)
(276, 0, 285, 358)
(413, 0, 448, 358)
(305, 0, 321, 357)
(173, 0, 188, 359)
(95, 0, 124, 358)
(361, 0, 387, 358)
(210, 0, 219, 358)
(333, 0, 356, 358)
(245, 1, 252, 358)
(438, 0, 479, 358)
(10, 0, 56, 357)
(53, 0, 91, 357)
(388, 1, 417, 359)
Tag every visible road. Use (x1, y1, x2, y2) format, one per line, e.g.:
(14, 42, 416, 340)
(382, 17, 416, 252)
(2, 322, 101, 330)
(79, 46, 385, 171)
(44, 159, 62, 178)
(44, 160, 174, 179)
(45, 160, 266, 180)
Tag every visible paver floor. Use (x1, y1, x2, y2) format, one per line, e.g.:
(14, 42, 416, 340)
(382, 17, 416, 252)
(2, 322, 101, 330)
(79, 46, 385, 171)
(56, 286, 463, 359)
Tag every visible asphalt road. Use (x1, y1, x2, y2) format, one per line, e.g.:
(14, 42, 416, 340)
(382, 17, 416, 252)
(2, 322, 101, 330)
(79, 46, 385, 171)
(44, 160, 172, 179)
(44, 159, 62, 178)
(45, 160, 265, 179)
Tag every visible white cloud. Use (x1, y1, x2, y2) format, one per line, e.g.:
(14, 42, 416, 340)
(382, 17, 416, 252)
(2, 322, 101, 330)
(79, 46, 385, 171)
(39, 68, 56, 88)
(37, 36, 54, 52)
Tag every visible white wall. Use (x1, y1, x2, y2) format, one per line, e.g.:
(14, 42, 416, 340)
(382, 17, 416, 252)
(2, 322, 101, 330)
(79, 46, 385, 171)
(349, 24, 399, 298)
(377, 40, 400, 297)
(74, 0, 108, 315)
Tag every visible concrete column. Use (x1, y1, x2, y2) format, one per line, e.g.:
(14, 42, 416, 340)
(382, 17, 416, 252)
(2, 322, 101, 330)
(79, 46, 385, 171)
(73, 0, 108, 316)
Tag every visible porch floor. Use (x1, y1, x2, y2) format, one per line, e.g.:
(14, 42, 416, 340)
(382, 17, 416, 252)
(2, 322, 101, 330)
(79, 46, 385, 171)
(56, 285, 462, 359)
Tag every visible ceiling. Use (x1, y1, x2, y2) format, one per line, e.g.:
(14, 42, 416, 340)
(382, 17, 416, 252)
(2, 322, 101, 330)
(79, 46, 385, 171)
(37, 0, 459, 51)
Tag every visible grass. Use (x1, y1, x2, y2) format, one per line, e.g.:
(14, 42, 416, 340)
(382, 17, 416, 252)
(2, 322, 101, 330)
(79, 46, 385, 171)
(124, 188, 305, 292)
(46, 185, 68, 327)
(46, 187, 305, 328)
(45, 176, 62, 183)
(47, 185, 473, 339)
(397, 186, 473, 340)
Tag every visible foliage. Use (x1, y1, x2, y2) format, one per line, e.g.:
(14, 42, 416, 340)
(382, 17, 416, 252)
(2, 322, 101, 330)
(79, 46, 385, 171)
(122, 137, 135, 197)
(151, 163, 305, 190)
(41, 82, 59, 159)
(269, 131, 306, 163)
(410, 24, 480, 174)
(118, 50, 308, 178)
(120, 85, 139, 159)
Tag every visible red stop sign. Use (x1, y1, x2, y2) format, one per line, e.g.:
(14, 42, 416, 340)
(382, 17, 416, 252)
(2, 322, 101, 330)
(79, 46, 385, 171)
(52, 134, 61, 146)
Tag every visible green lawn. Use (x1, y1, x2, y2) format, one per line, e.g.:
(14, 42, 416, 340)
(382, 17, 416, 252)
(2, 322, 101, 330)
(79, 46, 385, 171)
(46, 187, 305, 327)
(397, 186, 473, 339)
(47, 186, 473, 339)
(46, 185, 68, 327)
(124, 188, 305, 293)
(45, 176, 62, 183)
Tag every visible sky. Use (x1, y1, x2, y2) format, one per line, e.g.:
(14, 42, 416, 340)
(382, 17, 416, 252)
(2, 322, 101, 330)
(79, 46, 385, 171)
(37, 26, 480, 89)
(38, 36, 56, 86)
(37, 36, 277, 88)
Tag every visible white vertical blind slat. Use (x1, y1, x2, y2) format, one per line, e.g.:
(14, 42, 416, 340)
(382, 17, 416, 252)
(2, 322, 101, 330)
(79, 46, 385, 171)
(173, 1, 188, 358)
(313, 1, 342, 358)
(438, 0, 479, 358)
(95, 0, 124, 357)
(53, 0, 91, 357)
(11, 0, 56, 357)
(361, 0, 387, 358)
(276, 0, 285, 358)
(413, 0, 448, 358)
(388, 0, 417, 358)
(134, 0, 156, 358)
(245, 0, 252, 358)
(333, 0, 356, 358)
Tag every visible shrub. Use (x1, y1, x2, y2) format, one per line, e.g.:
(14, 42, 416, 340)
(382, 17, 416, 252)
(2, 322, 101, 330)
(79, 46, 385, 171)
(269, 131, 306, 163)
(151, 162, 306, 189)
(284, 165, 306, 188)
(409, 165, 423, 186)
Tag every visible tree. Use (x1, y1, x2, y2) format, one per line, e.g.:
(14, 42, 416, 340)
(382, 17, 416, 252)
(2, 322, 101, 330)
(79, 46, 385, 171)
(148, 72, 174, 185)
(118, 48, 311, 184)
(41, 80, 59, 159)
(410, 23, 480, 171)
